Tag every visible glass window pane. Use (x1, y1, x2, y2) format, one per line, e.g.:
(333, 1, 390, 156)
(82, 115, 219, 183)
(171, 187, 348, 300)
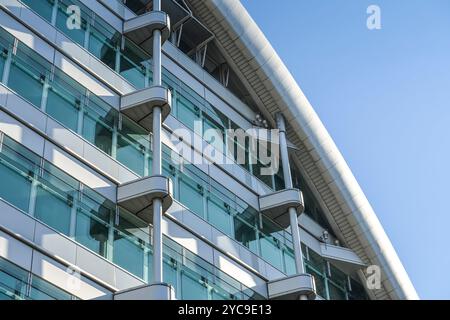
(176, 96, 200, 132)
(0, 258, 28, 300)
(88, 22, 119, 70)
(179, 175, 204, 218)
(83, 96, 115, 156)
(0, 48, 6, 81)
(233, 216, 258, 254)
(29, 276, 72, 300)
(75, 209, 109, 258)
(9, 58, 44, 108)
(181, 270, 208, 300)
(119, 40, 147, 89)
(21, 0, 55, 22)
(46, 73, 81, 132)
(306, 265, 327, 299)
(116, 135, 145, 176)
(260, 234, 283, 270)
(56, 0, 87, 46)
(113, 213, 145, 279)
(0, 161, 32, 212)
(328, 281, 347, 300)
(163, 258, 178, 292)
(207, 195, 232, 235)
(34, 186, 72, 236)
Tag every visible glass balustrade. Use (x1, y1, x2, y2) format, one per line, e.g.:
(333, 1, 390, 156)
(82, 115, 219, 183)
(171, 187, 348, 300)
(19, 0, 284, 190)
(0, 256, 77, 300)
(0, 9, 370, 300)
(0, 133, 263, 300)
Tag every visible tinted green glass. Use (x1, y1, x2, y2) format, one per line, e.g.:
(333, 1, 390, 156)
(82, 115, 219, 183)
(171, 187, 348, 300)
(181, 270, 208, 300)
(233, 216, 258, 254)
(0, 161, 32, 212)
(177, 96, 200, 132)
(75, 210, 109, 257)
(119, 41, 147, 89)
(83, 97, 115, 155)
(260, 234, 283, 271)
(306, 265, 327, 299)
(8, 60, 44, 108)
(113, 215, 145, 278)
(0, 50, 5, 81)
(46, 77, 81, 132)
(34, 187, 72, 235)
(116, 135, 145, 176)
(207, 195, 232, 235)
(179, 175, 205, 218)
(21, 0, 55, 22)
(328, 281, 347, 300)
(56, 0, 87, 46)
(29, 276, 72, 300)
(83, 113, 113, 155)
(0, 258, 28, 300)
(283, 250, 296, 275)
(88, 22, 119, 70)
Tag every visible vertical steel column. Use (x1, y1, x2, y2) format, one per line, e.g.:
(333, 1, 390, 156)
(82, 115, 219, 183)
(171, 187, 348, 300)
(276, 113, 308, 300)
(151, 0, 164, 284)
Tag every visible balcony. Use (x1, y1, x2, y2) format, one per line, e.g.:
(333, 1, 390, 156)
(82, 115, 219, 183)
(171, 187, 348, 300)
(117, 175, 174, 223)
(259, 188, 304, 229)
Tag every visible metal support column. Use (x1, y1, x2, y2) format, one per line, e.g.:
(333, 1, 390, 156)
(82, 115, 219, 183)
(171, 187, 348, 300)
(276, 113, 307, 300)
(151, 0, 164, 285)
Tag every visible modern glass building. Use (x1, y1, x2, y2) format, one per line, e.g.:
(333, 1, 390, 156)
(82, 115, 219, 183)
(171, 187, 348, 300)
(0, 0, 418, 300)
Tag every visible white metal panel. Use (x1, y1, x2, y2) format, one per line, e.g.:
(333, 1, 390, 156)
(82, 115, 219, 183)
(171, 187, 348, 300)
(0, 110, 45, 155)
(114, 266, 145, 291)
(162, 216, 214, 264)
(34, 223, 77, 265)
(0, 230, 33, 271)
(75, 246, 116, 286)
(211, 228, 240, 258)
(0, 5, 56, 62)
(82, 142, 120, 180)
(0, 200, 36, 241)
(213, 250, 266, 297)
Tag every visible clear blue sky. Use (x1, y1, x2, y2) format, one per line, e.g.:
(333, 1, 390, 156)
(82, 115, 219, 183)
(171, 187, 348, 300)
(241, 0, 450, 299)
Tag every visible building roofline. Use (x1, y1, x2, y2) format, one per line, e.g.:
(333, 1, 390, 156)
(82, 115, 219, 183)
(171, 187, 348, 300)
(188, 0, 418, 300)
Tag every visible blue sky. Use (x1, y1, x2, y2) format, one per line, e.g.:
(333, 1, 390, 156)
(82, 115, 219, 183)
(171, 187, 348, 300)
(241, 0, 450, 299)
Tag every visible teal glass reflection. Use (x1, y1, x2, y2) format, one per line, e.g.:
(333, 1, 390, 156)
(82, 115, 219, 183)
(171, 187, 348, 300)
(21, 0, 55, 22)
(75, 209, 109, 258)
(34, 187, 72, 235)
(179, 175, 205, 218)
(207, 195, 232, 235)
(9, 54, 45, 108)
(46, 71, 82, 132)
(181, 269, 208, 300)
(0, 161, 32, 212)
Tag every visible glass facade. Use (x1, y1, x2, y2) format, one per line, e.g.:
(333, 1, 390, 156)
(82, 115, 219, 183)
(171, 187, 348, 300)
(0, 26, 297, 276)
(0, 132, 262, 300)
(0, 257, 76, 300)
(0, 24, 369, 300)
(20, 0, 284, 191)
(0, 2, 372, 301)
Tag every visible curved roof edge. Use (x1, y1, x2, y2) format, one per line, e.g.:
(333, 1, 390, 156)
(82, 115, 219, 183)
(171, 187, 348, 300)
(191, 0, 418, 300)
